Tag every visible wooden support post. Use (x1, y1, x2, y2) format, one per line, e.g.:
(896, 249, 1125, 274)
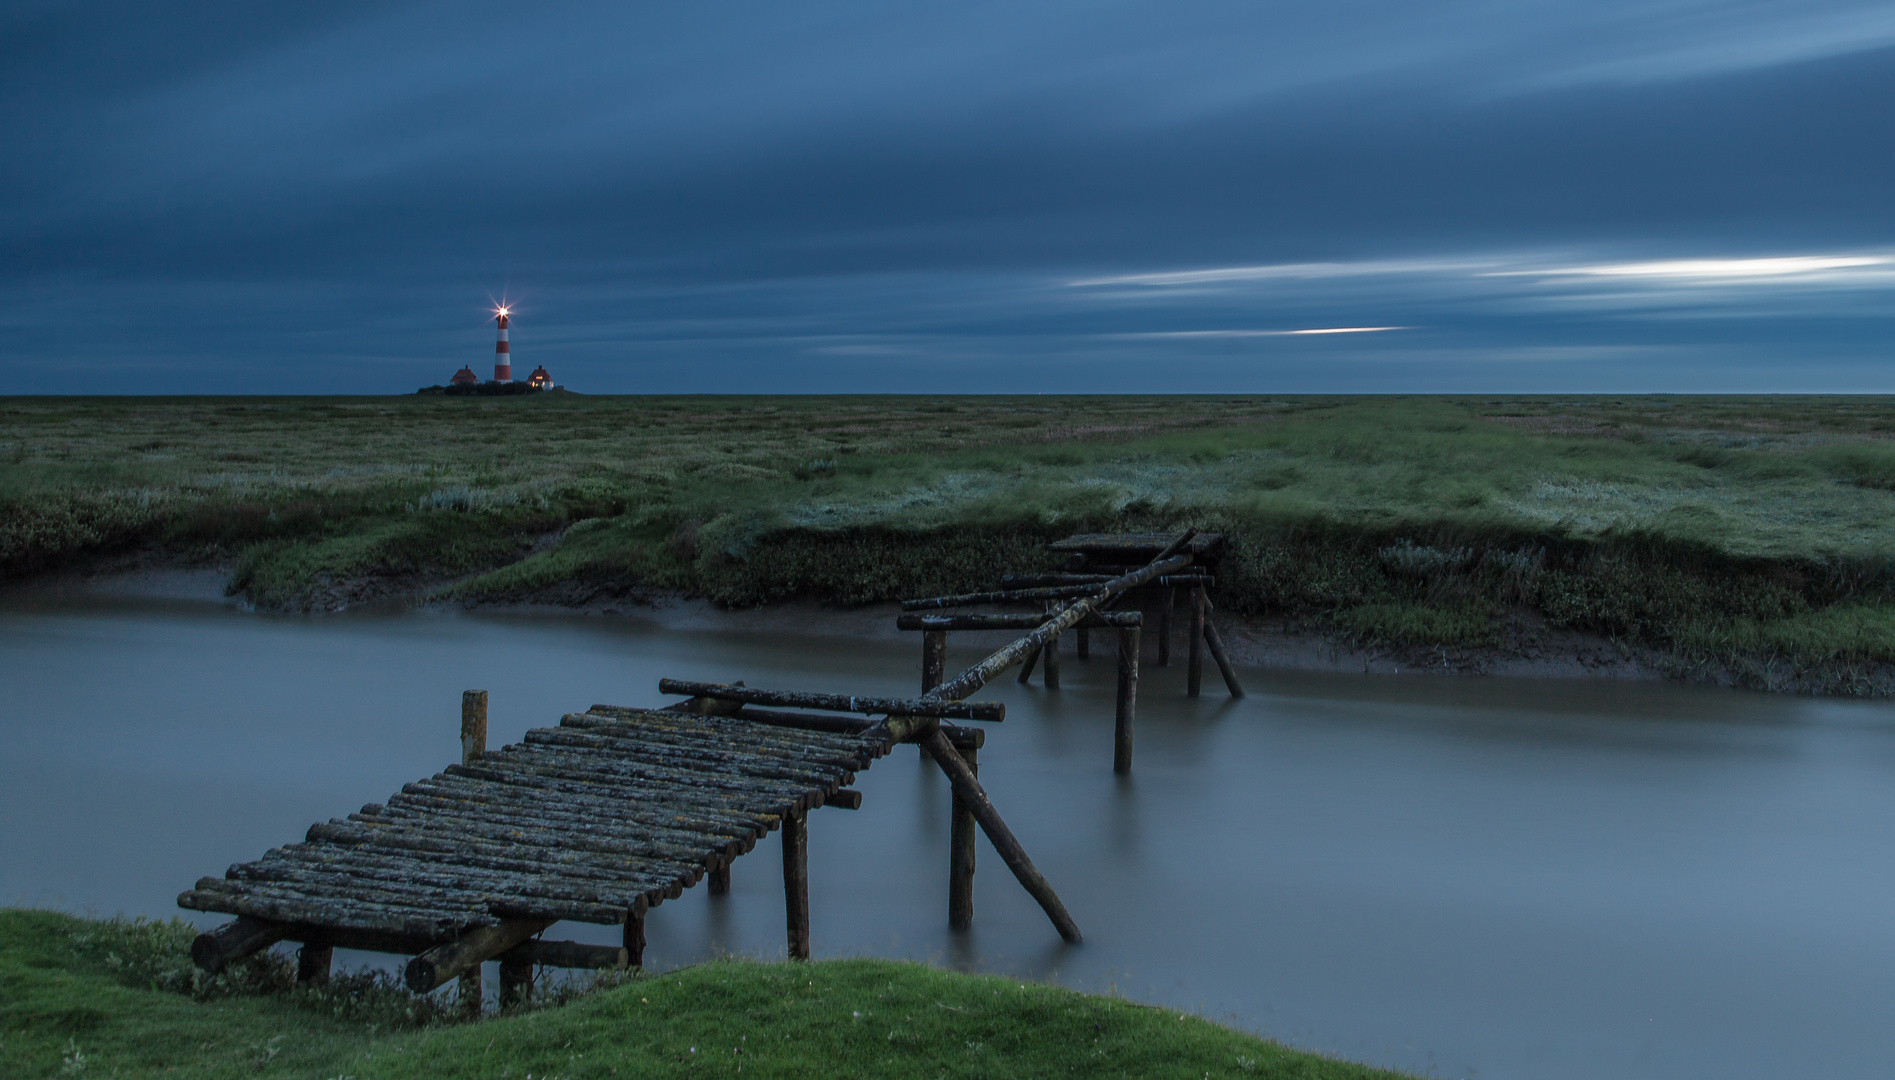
(461, 690, 488, 765)
(295, 943, 332, 985)
(498, 950, 534, 1008)
(709, 863, 731, 894)
(948, 741, 978, 931)
(1187, 586, 1205, 697)
(1202, 616, 1245, 698)
(922, 628, 947, 761)
(625, 898, 648, 968)
(1115, 625, 1140, 774)
(920, 726, 1082, 943)
(1076, 626, 1090, 660)
(783, 810, 810, 960)
(458, 689, 489, 1010)
(922, 630, 947, 692)
(1158, 587, 1174, 666)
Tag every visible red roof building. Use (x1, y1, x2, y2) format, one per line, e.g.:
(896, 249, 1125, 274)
(450, 366, 479, 386)
(527, 366, 555, 389)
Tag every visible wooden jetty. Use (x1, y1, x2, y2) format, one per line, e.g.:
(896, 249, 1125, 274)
(898, 530, 1244, 773)
(179, 531, 1208, 1006)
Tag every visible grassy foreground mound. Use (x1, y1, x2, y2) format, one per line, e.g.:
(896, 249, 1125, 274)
(0, 910, 1404, 1079)
(11, 394, 1895, 691)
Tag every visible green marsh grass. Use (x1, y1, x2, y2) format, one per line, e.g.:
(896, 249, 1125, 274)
(0, 910, 1408, 1079)
(9, 394, 1895, 690)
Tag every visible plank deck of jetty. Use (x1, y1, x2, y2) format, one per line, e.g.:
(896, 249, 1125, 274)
(177, 705, 882, 941)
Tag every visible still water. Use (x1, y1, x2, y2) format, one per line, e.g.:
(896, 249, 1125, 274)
(4, 590, 1894, 1080)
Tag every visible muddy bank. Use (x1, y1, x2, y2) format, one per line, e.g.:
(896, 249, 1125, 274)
(13, 558, 1890, 695)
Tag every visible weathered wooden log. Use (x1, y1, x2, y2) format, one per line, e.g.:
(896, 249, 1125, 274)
(1156, 574, 1214, 588)
(919, 726, 1081, 943)
(462, 690, 488, 766)
(265, 837, 687, 901)
(1187, 584, 1206, 697)
(446, 755, 816, 816)
(709, 863, 731, 895)
(897, 611, 1143, 632)
(483, 740, 861, 800)
(1202, 616, 1245, 697)
(180, 890, 481, 938)
(566, 709, 871, 758)
(392, 781, 757, 848)
(658, 679, 1005, 721)
(407, 919, 554, 993)
(902, 583, 1116, 610)
(234, 856, 656, 917)
(593, 703, 881, 746)
(531, 721, 859, 772)
(509, 739, 854, 795)
(388, 777, 774, 845)
(384, 790, 749, 856)
(783, 811, 810, 960)
(927, 551, 1192, 704)
(191, 916, 287, 974)
(563, 712, 868, 760)
(1048, 531, 1221, 557)
(999, 573, 1115, 588)
(502, 938, 629, 971)
(271, 842, 679, 900)
(1116, 626, 1140, 774)
(341, 806, 732, 870)
(948, 742, 977, 931)
(199, 867, 634, 926)
(822, 788, 863, 810)
(299, 825, 698, 899)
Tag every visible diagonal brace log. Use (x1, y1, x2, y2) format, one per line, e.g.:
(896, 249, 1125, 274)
(919, 724, 1082, 943)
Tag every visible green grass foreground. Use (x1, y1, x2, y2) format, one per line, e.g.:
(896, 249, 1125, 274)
(10, 393, 1895, 691)
(0, 911, 1405, 1079)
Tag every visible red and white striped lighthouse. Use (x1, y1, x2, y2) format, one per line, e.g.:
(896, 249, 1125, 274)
(493, 307, 513, 383)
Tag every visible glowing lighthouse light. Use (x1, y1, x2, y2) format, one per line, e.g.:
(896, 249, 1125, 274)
(493, 306, 513, 383)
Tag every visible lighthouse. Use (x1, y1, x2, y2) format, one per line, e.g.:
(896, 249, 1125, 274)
(493, 307, 513, 383)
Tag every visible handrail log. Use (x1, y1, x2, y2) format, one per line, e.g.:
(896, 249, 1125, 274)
(896, 612, 1144, 632)
(658, 680, 1004, 721)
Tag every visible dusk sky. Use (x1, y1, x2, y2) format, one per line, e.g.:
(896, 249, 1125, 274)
(9, 1, 1894, 394)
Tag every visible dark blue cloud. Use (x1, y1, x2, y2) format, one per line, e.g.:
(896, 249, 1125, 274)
(8, 1, 1895, 392)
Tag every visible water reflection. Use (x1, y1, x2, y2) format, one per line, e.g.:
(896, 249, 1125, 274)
(2, 595, 1893, 1080)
